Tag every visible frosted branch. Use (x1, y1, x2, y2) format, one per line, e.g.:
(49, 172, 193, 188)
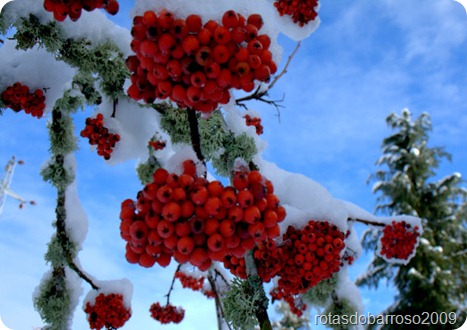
(244, 250, 272, 330)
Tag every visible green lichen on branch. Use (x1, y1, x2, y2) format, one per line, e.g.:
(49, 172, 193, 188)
(33, 268, 72, 330)
(323, 293, 359, 330)
(11, 15, 63, 51)
(41, 106, 77, 189)
(72, 72, 102, 106)
(10, 14, 129, 100)
(41, 157, 74, 191)
(45, 235, 78, 268)
(302, 275, 338, 308)
(47, 102, 79, 156)
(137, 155, 162, 185)
(211, 132, 257, 177)
(222, 277, 262, 330)
(160, 106, 257, 176)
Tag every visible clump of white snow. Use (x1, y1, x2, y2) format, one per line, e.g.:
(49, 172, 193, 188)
(257, 159, 350, 232)
(64, 154, 89, 247)
(83, 278, 133, 310)
(0, 41, 76, 115)
(95, 98, 160, 165)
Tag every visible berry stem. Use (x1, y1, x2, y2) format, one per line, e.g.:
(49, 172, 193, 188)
(111, 98, 118, 118)
(348, 217, 386, 227)
(187, 107, 206, 166)
(66, 255, 99, 290)
(165, 264, 182, 305)
(235, 41, 300, 108)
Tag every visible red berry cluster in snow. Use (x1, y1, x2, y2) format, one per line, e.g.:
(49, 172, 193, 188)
(80, 114, 120, 160)
(1, 82, 46, 118)
(150, 302, 185, 324)
(273, 222, 345, 293)
(119, 160, 285, 271)
(223, 238, 282, 281)
(84, 293, 131, 330)
(245, 114, 263, 135)
(273, 0, 319, 27)
(127, 9, 277, 113)
(149, 140, 166, 150)
(175, 271, 214, 298)
(224, 220, 345, 315)
(43, 0, 119, 22)
(380, 221, 420, 260)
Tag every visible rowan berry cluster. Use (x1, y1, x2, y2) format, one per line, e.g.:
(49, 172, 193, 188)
(127, 9, 277, 113)
(245, 114, 263, 135)
(149, 302, 185, 324)
(80, 114, 120, 160)
(273, 222, 345, 294)
(380, 221, 420, 260)
(84, 293, 131, 330)
(273, 0, 319, 27)
(175, 271, 204, 291)
(1, 82, 46, 118)
(149, 140, 166, 150)
(119, 160, 285, 271)
(43, 0, 119, 21)
(175, 271, 214, 298)
(224, 220, 345, 315)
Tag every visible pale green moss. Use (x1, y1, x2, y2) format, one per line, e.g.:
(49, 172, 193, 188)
(33, 270, 72, 330)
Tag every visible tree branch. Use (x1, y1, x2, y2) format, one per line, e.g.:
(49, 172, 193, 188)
(235, 41, 301, 109)
(164, 264, 182, 305)
(187, 107, 206, 165)
(207, 270, 233, 330)
(348, 217, 387, 227)
(244, 250, 272, 330)
(111, 98, 118, 118)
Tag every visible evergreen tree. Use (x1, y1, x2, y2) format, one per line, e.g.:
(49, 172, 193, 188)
(271, 301, 311, 330)
(358, 109, 467, 329)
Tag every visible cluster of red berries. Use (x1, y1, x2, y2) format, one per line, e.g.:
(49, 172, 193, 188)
(223, 239, 281, 281)
(1, 82, 46, 118)
(272, 222, 345, 294)
(175, 271, 215, 298)
(224, 220, 345, 315)
(149, 140, 166, 150)
(119, 160, 285, 271)
(244, 114, 263, 135)
(150, 302, 185, 324)
(84, 293, 131, 330)
(273, 0, 319, 27)
(127, 9, 277, 113)
(80, 114, 120, 160)
(43, 0, 119, 22)
(380, 221, 420, 260)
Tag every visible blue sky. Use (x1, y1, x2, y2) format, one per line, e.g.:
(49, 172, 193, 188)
(1, 0, 466, 329)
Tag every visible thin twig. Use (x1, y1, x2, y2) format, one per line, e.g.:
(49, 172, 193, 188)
(235, 41, 301, 108)
(187, 108, 206, 170)
(214, 268, 231, 288)
(269, 41, 301, 91)
(67, 256, 99, 290)
(207, 270, 233, 330)
(348, 217, 387, 227)
(164, 264, 182, 305)
(111, 98, 118, 118)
